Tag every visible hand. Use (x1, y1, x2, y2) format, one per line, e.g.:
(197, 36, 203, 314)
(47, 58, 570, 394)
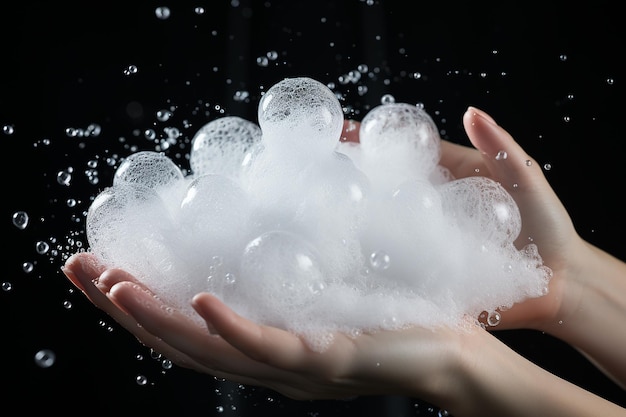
(62, 251, 479, 405)
(62, 107, 626, 415)
(437, 107, 582, 331)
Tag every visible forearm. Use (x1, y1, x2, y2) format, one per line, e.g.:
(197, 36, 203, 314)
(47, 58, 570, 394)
(540, 241, 626, 389)
(442, 330, 626, 417)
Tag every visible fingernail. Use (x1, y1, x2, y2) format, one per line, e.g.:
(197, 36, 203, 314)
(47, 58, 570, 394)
(467, 106, 497, 125)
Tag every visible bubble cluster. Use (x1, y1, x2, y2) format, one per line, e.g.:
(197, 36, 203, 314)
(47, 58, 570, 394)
(86, 77, 552, 351)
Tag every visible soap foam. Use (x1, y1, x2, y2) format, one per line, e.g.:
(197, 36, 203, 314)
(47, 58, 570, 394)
(86, 77, 552, 351)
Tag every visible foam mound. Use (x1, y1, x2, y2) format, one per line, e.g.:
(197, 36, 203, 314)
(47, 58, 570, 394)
(86, 77, 552, 351)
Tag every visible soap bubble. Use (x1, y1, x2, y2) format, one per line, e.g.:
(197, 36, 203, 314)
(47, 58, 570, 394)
(258, 77, 344, 154)
(190, 116, 262, 180)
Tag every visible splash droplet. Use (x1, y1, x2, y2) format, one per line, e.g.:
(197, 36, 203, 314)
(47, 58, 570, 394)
(34, 349, 56, 368)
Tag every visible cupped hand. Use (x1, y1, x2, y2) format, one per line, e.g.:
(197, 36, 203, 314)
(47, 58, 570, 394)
(345, 108, 583, 331)
(439, 107, 585, 331)
(62, 251, 485, 407)
(60, 107, 586, 405)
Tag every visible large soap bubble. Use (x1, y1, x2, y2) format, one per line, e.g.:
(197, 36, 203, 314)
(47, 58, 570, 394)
(258, 77, 344, 155)
(85, 76, 552, 351)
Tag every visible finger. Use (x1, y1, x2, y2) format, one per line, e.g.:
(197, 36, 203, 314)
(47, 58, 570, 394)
(108, 283, 302, 380)
(439, 139, 486, 179)
(62, 252, 107, 295)
(192, 293, 326, 372)
(462, 106, 546, 192)
(62, 254, 203, 370)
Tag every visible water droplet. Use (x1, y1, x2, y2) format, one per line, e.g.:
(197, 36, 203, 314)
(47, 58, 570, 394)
(12, 211, 29, 229)
(525, 159, 532, 166)
(34, 349, 56, 368)
(22, 262, 34, 273)
(156, 109, 172, 121)
(543, 163, 552, 171)
(495, 150, 508, 160)
(162, 359, 173, 369)
(135, 374, 148, 386)
(2, 124, 15, 135)
(154, 6, 171, 20)
(1, 282, 12, 292)
(123, 64, 138, 75)
(35, 241, 50, 255)
(56, 169, 72, 186)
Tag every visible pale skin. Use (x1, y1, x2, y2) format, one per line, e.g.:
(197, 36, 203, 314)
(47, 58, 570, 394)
(62, 106, 626, 417)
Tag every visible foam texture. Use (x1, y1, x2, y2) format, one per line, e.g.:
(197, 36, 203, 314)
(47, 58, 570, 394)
(86, 77, 552, 351)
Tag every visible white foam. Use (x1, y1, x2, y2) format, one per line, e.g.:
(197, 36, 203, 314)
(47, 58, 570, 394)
(86, 77, 552, 352)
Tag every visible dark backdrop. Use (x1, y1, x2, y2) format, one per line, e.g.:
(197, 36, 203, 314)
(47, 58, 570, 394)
(2, 1, 624, 416)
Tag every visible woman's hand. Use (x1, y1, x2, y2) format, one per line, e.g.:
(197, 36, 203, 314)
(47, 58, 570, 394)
(62, 106, 626, 414)
(62, 251, 476, 406)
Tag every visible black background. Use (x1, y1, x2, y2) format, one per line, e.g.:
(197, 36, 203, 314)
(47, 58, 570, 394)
(2, 1, 625, 416)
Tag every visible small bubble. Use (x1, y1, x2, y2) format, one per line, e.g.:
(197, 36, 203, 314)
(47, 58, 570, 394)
(34, 349, 56, 368)
(543, 163, 552, 171)
(2, 124, 15, 135)
(154, 6, 171, 20)
(380, 94, 395, 104)
(56, 169, 73, 186)
(606, 78, 614, 85)
(12, 211, 29, 230)
(156, 109, 172, 121)
(35, 241, 50, 255)
(487, 311, 501, 326)
(495, 150, 508, 160)
(22, 262, 34, 273)
(123, 65, 138, 75)
(136, 374, 148, 385)
(1, 282, 12, 292)
(194, 6, 205, 15)
(162, 359, 173, 369)
(224, 272, 236, 284)
(216, 406, 224, 413)
(525, 159, 532, 166)
(438, 410, 450, 417)
(63, 300, 73, 310)
(370, 250, 390, 271)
